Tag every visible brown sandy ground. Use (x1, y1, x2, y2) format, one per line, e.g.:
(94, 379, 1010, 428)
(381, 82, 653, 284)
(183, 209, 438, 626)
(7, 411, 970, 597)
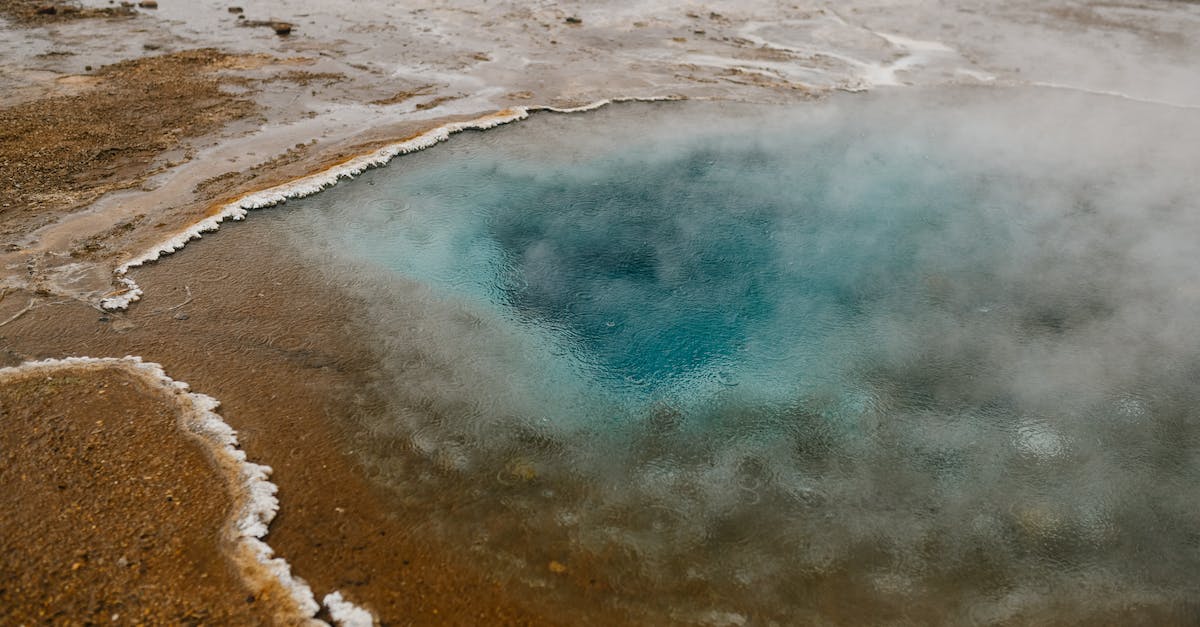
(0, 43, 504, 302)
(0, 37, 453, 302)
(0, 48, 258, 241)
(0, 364, 282, 625)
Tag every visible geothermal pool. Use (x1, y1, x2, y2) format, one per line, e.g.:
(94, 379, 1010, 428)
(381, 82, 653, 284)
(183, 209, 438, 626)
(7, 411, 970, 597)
(266, 90, 1200, 621)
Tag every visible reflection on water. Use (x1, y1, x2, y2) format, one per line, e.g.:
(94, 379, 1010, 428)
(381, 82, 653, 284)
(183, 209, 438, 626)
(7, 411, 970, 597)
(267, 91, 1200, 622)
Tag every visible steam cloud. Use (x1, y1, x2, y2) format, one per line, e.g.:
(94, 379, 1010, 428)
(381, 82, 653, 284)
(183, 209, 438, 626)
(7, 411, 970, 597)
(271, 90, 1200, 622)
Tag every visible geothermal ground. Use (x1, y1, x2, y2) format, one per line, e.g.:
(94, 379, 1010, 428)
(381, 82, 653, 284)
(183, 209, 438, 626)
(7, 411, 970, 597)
(1, 0, 1199, 624)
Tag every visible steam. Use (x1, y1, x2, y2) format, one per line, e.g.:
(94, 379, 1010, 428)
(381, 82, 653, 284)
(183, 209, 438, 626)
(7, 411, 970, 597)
(268, 90, 1200, 620)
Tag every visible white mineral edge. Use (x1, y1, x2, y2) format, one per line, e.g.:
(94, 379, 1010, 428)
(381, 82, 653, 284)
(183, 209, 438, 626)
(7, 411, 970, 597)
(0, 356, 376, 626)
(99, 98, 676, 312)
(323, 591, 376, 627)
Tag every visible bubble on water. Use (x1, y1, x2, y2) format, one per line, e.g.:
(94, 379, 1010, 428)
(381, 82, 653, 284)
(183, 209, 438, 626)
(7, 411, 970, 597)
(1113, 394, 1150, 421)
(1014, 418, 1068, 459)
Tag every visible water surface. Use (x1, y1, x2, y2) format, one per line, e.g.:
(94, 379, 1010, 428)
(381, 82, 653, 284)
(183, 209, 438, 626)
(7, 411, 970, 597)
(267, 90, 1200, 623)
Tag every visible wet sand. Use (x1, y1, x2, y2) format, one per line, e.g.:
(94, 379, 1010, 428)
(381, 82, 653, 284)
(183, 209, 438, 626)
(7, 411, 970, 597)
(3, 0, 1200, 623)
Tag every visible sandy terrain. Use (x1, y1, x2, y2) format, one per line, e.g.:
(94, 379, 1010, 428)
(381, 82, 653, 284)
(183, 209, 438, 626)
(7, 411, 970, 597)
(0, 360, 298, 625)
(2, 0, 1199, 623)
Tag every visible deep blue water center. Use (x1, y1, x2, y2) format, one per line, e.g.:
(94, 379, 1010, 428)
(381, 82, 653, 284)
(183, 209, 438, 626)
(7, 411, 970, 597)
(486, 147, 965, 389)
(488, 151, 777, 386)
(323, 112, 995, 405)
(276, 93, 1200, 619)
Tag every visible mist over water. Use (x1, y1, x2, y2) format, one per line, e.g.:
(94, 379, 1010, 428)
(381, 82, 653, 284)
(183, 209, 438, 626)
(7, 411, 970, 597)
(273, 91, 1200, 622)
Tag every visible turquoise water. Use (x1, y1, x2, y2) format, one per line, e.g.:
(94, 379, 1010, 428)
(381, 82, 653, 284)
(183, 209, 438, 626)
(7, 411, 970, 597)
(274, 91, 1200, 621)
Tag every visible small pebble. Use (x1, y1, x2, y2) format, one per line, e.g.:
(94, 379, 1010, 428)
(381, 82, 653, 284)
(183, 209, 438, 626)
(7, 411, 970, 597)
(173, 312, 189, 320)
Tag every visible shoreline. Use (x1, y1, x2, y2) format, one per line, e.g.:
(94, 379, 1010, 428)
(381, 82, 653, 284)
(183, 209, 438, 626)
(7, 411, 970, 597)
(99, 96, 689, 312)
(99, 99, 672, 312)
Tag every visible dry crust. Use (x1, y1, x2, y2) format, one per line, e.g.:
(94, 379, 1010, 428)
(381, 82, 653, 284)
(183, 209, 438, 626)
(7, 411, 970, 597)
(0, 49, 259, 240)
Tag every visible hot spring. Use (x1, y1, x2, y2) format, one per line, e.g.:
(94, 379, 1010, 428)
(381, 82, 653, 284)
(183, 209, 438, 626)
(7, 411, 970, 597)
(265, 89, 1200, 622)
